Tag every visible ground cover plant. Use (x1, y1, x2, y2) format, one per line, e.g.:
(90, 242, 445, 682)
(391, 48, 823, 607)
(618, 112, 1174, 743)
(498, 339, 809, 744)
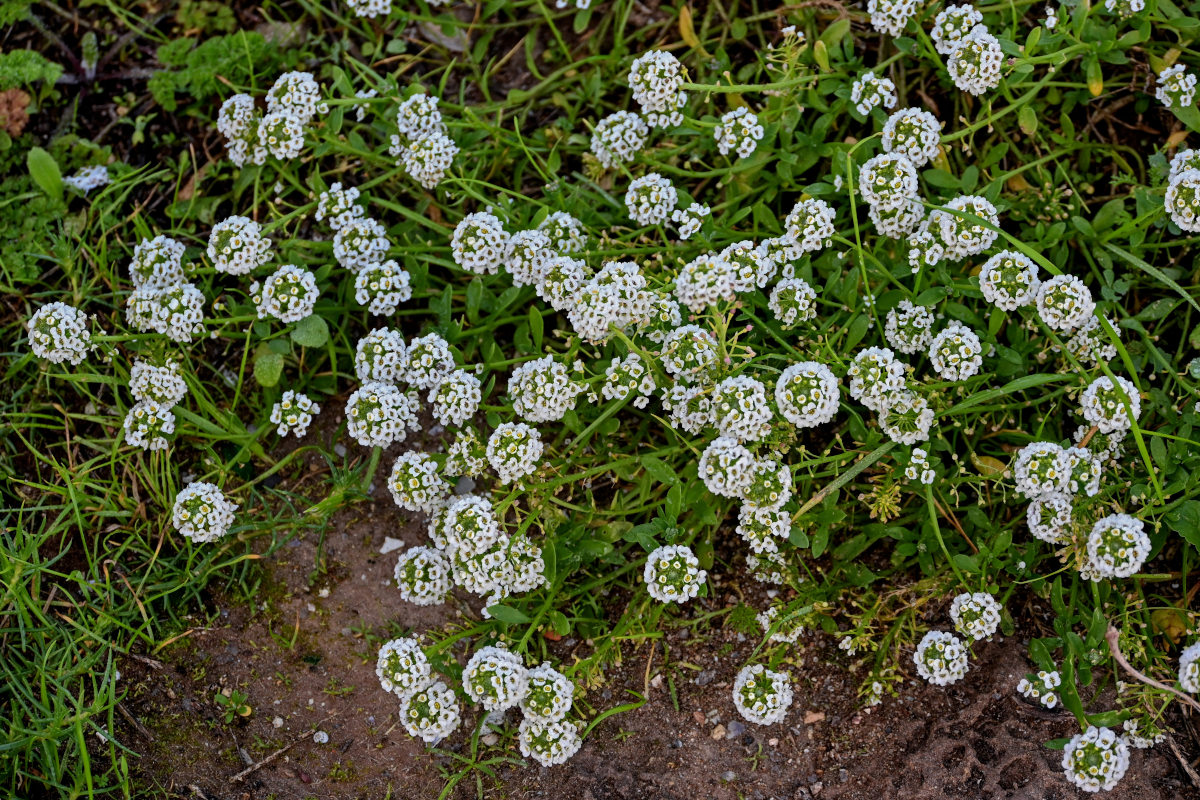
(7, 0, 1200, 796)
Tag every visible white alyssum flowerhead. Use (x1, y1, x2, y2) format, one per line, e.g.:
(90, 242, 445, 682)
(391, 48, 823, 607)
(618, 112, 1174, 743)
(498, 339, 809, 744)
(1157, 64, 1197, 109)
(519, 719, 582, 767)
(504, 229, 554, 287)
(1169, 149, 1200, 183)
(736, 505, 791, 552)
(258, 109, 306, 161)
(928, 321, 983, 381)
(662, 384, 714, 435)
(661, 324, 719, 383)
(1104, 0, 1145, 15)
(1062, 726, 1130, 793)
(1085, 513, 1150, 580)
(438, 494, 503, 556)
(376, 637, 432, 699)
(937, 196, 1000, 259)
(1179, 640, 1200, 693)
(601, 353, 657, 406)
(451, 211, 510, 275)
(979, 251, 1040, 310)
(315, 182, 365, 231)
(1167, 169, 1200, 232)
(401, 680, 461, 744)
(784, 198, 836, 253)
(776, 362, 839, 428)
(882, 107, 942, 167)
(907, 224, 945, 273)
(948, 27, 1004, 96)
(217, 93, 265, 167)
(723, 239, 778, 292)
(64, 164, 110, 193)
(394, 94, 445, 141)
(208, 216, 272, 275)
(1061, 314, 1119, 366)
(1027, 492, 1074, 544)
(913, 630, 968, 685)
(859, 152, 919, 210)
(850, 71, 898, 116)
(389, 451, 450, 513)
(430, 369, 482, 428)
(346, 0, 391, 18)
(1017, 669, 1062, 709)
(521, 663, 575, 723)
(27, 302, 91, 365)
(625, 172, 678, 226)
(147, 283, 207, 343)
(674, 252, 737, 312)
(354, 260, 412, 316)
(509, 357, 583, 423)
(354, 328, 407, 383)
(464, 645, 529, 712)
(878, 389, 936, 444)
(590, 111, 649, 167)
(884, 301, 935, 354)
(172, 482, 238, 544)
(487, 422, 543, 484)
(395, 130, 459, 189)
(123, 401, 176, 451)
(949, 592, 1002, 641)
(251, 265, 319, 323)
(931, 4, 983, 54)
(847, 347, 907, 412)
(130, 360, 188, 406)
(733, 664, 792, 725)
(869, 197, 925, 239)
(714, 107, 765, 158)
(537, 211, 588, 254)
(644, 544, 706, 603)
(1013, 442, 1070, 499)
(394, 545, 453, 606)
(742, 458, 793, 510)
(270, 390, 319, 437)
(699, 436, 757, 497)
(334, 217, 390, 272)
(1036, 274, 1094, 331)
(905, 446, 936, 484)
(405, 333, 456, 389)
(1080, 375, 1140, 434)
(628, 50, 687, 125)
(537, 256, 590, 312)
(345, 381, 419, 448)
(129, 235, 186, 289)
(266, 71, 326, 122)
(711, 375, 773, 442)
(769, 278, 818, 328)
(868, 0, 919, 36)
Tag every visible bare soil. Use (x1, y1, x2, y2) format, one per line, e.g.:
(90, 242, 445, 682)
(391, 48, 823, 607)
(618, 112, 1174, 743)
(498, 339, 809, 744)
(114, 424, 1200, 800)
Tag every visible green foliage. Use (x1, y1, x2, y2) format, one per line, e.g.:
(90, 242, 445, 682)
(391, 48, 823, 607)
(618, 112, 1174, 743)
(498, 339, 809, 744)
(148, 31, 287, 112)
(0, 48, 62, 91)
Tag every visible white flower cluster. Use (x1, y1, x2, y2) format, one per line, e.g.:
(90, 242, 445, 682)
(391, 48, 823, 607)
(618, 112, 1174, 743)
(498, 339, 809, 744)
(406, 333, 456, 389)
(947, 27, 1003, 96)
(850, 71, 898, 116)
(430, 369, 482, 427)
(1084, 513, 1150, 580)
(1062, 726, 1131, 793)
(884, 301, 935, 354)
(913, 630, 969, 686)
(628, 50, 687, 127)
(355, 260, 413, 315)
(1017, 669, 1061, 709)
(643, 544, 707, 603)
(868, 0, 919, 36)
(315, 182, 366, 231)
(1157, 65, 1197, 109)
(859, 153, 919, 210)
(218, 72, 327, 166)
(389, 451, 451, 514)
(27, 302, 92, 365)
(769, 278, 818, 327)
(625, 173, 678, 226)
(506, 229, 553, 287)
(172, 482, 238, 544)
(904, 447, 935, 484)
(949, 592, 1002, 641)
(487, 422, 544, 484)
(401, 681, 461, 744)
(1026, 492, 1073, 543)
(732, 664, 793, 725)
(64, 164, 110, 194)
(452, 211, 510, 275)
(208, 216, 273, 276)
(1036, 274, 1095, 331)
(538, 212, 588, 254)
(1180, 640, 1200, 693)
(270, 390, 320, 437)
(394, 545, 452, 605)
(345, 381, 419, 447)
(334, 217, 391, 272)
(388, 94, 459, 188)
(712, 375, 774, 441)
(882, 107, 942, 167)
(979, 251, 1040, 311)
(928, 321, 983, 381)
(590, 111, 649, 167)
(376, 636, 432, 699)
(1013, 441, 1069, 499)
(714, 107, 765, 158)
(601, 353, 656, 407)
(250, 264, 319, 324)
(130, 360, 188, 407)
(123, 400, 176, 450)
(775, 362, 839, 428)
(464, 645, 529, 712)
(1080, 375, 1141, 434)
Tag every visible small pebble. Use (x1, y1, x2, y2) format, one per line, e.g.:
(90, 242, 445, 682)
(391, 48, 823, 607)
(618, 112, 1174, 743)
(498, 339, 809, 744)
(272, 716, 284, 728)
(726, 721, 746, 738)
(710, 724, 726, 740)
(721, 770, 736, 782)
(313, 731, 329, 744)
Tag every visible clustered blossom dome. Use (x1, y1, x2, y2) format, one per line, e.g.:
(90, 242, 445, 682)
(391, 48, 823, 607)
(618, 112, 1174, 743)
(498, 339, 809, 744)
(625, 173, 678, 226)
(509, 357, 583, 422)
(355, 327, 408, 382)
(1062, 726, 1131, 793)
(732, 664, 793, 725)
(519, 719, 583, 767)
(1080, 375, 1141, 433)
(712, 375, 773, 441)
(208, 216, 273, 275)
(172, 482, 238, 544)
(769, 277, 818, 327)
(452, 211, 510, 275)
(979, 251, 1040, 310)
(674, 252, 737, 312)
(784, 198, 836, 253)
(251, 264, 319, 323)
(775, 362, 840, 427)
(628, 49, 687, 126)
(270, 390, 320, 437)
(699, 436, 756, 497)
(505, 229, 553, 287)
(334, 217, 391, 272)
(1017, 670, 1062, 709)
(737, 505, 790, 552)
(868, 0, 920, 36)
(537, 211, 588, 254)
(601, 353, 656, 407)
(430, 369, 482, 427)
(344, 381, 418, 447)
(1085, 513, 1151, 580)
(521, 663, 575, 722)
(315, 182, 366, 230)
(389, 451, 450, 513)
(354, 260, 413, 315)
(1166, 169, 1200, 232)
(405, 333, 456, 389)
(1157, 64, 1197, 109)
(913, 630, 969, 685)
(1035, 274, 1094, 331)
(129, 235, 186, 288)
(401, 680, 461, 743)
(590, 110, 650, 167)
(931, 4, 982, 54)
(1179, 641, 1200, 693)
(928, 321, 983, 381)
(486, 422, 543, 483)
(643, 544, 707, 603)
(130, 360, 188, 406)
(904, 447, 936, 484)
(394, 546, 453, 606)
(878, 388, 936, 444)
(27, 302, 93, 366)
(1013, 441, 1069, 499)
(850, 71, 898, 116)
(949, 592, 1002, 641)
(858, 152, 919, 210)
(124, 401, 176, 451)
(947, 28, 1003, 95)
(1026, 492, 1073, 544)
(847, 347, 907, 412)
(464, 645, 529, 712)
(714, 107, 765, 158)
(884, 301, 935, 354)
(882, 107, 942, 167)
(936, 195, 999, 259)
(376, 637, 432, 699)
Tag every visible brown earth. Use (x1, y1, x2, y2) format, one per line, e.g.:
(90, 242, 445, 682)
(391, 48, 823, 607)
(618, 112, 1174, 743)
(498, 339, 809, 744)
(115, 425, 1200, 800)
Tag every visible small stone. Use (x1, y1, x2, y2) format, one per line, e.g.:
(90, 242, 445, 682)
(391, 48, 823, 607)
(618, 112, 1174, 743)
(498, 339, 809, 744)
(333, 443, 347, 457)
(726, 720, 746, 738)
(692, 711, 706, 725)
(695, 669, 716, 687)
(312, 731, 329, 744)
(481, 733, 499, 746)
(803, 711, 825, 724)
(768, 737, 779, 746)
(272, 716, 284, 728)
(380, 536, 405, 555)
(455, 476, 476, 495)
(711, 724, 726, 740)
(811, 782, 823, 796)
(721, 770, 736, 782)
(650, 673, 664, 689)
(670, 739, 683, 749)
(839, 769, 849, 783)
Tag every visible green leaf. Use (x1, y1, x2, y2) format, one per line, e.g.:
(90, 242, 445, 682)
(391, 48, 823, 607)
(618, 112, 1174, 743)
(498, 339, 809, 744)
(1166, 500, 1200, 552)
(641, 456, 677, 485)
(529, 306, 543, 351)
(290, 315, 329, 348)
(486, 604, 530, 624)
(27, 147, 62, 201)
(254, 351, 283, 387)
